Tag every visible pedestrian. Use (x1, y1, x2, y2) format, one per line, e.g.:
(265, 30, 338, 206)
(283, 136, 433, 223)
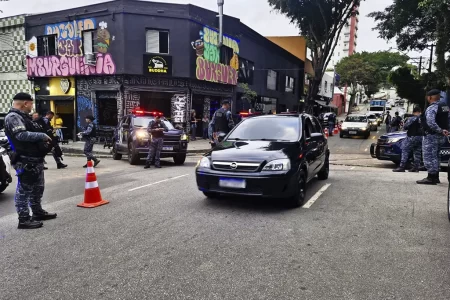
(328, 112, 336, 136)
(4, 93, 56, 229)
(52, 113, 64, 142)
(33, 111, 67, 170)
(190, 110, 197, 141)
(209, 99, 235, 147)
(393, 107, 423, 173)
(202, 114, 209, 139)
(78, 115, 100, 168)
(385, 111, 392, 132)
(417, 89, 449, 185)
(390, 111, 402, 132)
(144, 115, 169, 169)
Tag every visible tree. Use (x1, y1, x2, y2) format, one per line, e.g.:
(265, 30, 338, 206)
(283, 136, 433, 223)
(268, 0, 362, 113)
(388, 67, 426, 109)
(238, 83, 258, 110)
(335, 56, 376, 114)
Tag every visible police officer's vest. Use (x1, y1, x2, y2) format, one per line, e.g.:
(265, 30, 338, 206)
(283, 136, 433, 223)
(406, 117, 423, 137)
(86, 123, 97, 138)
(214, 108, 230, 133)
(150, 121, 164, 138)
(5, 111, 51, 158)
(421, 102, 449, 134)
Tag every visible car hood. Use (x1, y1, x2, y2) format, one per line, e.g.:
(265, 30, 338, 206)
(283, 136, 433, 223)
(380, 131, 406, 139)
(133, 128, 183, 135)
(343, 122, 368, 128)
(209, 140, 298, 163)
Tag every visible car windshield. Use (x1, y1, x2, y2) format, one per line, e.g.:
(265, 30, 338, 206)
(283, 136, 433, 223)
(132, 116, 175, 130)
(367, 115, 376, 119)
(227, 116, 300, 142)
(345, 116, 367, 123)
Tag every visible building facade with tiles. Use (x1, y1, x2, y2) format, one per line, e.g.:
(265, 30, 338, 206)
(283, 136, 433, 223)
(0, 15, 32, 122)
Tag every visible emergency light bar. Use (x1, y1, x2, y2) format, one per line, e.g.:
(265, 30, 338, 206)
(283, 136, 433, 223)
(132, 108, 164, 116)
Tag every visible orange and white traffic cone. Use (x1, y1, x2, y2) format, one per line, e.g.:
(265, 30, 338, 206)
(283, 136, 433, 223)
(77, 160, 109, 208)
(333, 125, 339, 135)
(324, 128, 329, 139)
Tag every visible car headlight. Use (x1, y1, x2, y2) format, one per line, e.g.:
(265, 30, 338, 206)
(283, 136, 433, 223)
(341, 126, 348, 130)
(263, 159, 291, 171)
(136, 131, 149, 139)
(197, 157, 211, 168)
(361, 127, 367, 131)
(387, 138, 401, 143)
(372, 121, 377, 125)
(181, 134, 188, 141)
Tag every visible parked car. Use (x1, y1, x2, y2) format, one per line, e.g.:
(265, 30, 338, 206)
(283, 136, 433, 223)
(370, 131, 450, 167)
(366, 114, 378, 131)
(112, 109, 189, 165)
(340, 114, 371, 139)
(195, 113, 330, 208)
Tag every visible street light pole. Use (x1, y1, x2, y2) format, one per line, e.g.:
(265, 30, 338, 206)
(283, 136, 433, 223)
(217, 0, 224, 47)
(428, 44, 434, 73)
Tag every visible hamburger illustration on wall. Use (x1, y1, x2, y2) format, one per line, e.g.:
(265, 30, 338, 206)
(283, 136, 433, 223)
(96, 21, 111, 54)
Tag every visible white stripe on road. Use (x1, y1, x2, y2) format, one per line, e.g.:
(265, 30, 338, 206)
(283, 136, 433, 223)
(128, 174, 189, 192)
(349, 167, 355, 170)
(303, 184, 331, 209)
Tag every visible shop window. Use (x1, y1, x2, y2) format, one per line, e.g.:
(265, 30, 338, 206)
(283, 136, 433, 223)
(0, 33, 13, 51)
(285, 76, 295, 93)
(267, 70, 278, 91)
(259, 97, 277, 114)
(238, 57, 254, 85)
(146, 30, 169, 54)
(37, 35, 57, 56)
(97, 93, 118, 127)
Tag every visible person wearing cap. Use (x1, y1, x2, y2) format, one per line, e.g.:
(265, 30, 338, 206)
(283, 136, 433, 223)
(77, 115, 100, 168)
(4, 93, 56, 229)
(393, 106, 423, 173)
(144, 114, 169, 169)
(208, 99, 235, 148)
(417, 89, 449, 185)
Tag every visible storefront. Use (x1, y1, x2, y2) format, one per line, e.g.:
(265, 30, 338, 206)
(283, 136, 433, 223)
(33, 77, 76, 141)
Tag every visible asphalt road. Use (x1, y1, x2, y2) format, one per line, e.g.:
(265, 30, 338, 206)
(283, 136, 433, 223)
(2, 131, 450, 299)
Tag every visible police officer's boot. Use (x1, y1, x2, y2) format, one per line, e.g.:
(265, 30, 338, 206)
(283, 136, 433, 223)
(408, 167, 419, 173)
(32, 210, 57, 221)
(93, 158, 101, 167)
(18, 216, 43, 229)
(57, 163, 67, 169)
(435, 173, 441, 184)
(144, 161, 151, 169)
(416, 173, 438, 185)
(392, 167, 406, 172)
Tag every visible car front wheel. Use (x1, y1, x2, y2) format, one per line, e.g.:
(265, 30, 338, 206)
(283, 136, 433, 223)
(317, 154, 330, 180)
(203, 191, 219, 198)
(112, 141, 123, 160)
(173, 154, 186, 165)
(286, 170, 307, 208)
(128, 142, 140, 165)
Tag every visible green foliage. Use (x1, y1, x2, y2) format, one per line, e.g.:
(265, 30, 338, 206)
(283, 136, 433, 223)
(388, 67, 426, 108)
(268, 0, 362, 111)
(238, 83, 257, 102)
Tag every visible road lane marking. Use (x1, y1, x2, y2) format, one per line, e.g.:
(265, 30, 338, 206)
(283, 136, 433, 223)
(372, 136, 376, 139)
(128, 174, 189, 192)
(350, 167, 355, 170)
(303, 184, 331, 208)
(364, 148, 368, 152)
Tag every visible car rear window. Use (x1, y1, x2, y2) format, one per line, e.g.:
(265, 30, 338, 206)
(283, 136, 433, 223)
(345, 116, 367, 122)
(227, 117, 300, 142)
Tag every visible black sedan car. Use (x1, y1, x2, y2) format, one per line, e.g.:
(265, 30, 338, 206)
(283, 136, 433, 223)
(195, 113, 330, 208)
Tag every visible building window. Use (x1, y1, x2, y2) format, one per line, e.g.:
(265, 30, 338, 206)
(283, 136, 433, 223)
(267, 70, 278, 91)
(259, 97, 277, 114)
(37, 35, 57, 56)
(146, 30, 169, 54)
(0, 33, 13, 51)
(82, 30, 97, 55)
(238, 57, 255, 85)
(285, 76, 295, 93)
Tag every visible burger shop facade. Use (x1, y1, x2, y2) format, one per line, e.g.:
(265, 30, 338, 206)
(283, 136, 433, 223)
(24, 1, 301, 139)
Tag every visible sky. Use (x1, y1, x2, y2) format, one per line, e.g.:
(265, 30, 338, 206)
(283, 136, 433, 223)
(0, 0, 432, 65)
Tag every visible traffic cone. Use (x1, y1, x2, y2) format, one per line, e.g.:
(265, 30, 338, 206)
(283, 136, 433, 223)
(333, 125, 339, 135)
(324, 128, 329, 139)
(77, 160, 109, 208)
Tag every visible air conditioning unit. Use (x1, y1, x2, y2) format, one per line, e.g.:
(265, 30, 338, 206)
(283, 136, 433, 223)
(85, 53, 96, 66)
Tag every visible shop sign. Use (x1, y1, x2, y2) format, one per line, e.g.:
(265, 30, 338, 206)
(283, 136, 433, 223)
(143, 54, 172, 75)
(60, 78, 71, 94)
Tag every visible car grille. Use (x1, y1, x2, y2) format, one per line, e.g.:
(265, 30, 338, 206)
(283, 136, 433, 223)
(164, 135, 181, 141)
(377, 137, 388, 144)
(212, 161, 261, 172)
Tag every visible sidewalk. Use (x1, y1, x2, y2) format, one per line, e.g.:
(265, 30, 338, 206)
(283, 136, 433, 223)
(61, 139, 212, 157)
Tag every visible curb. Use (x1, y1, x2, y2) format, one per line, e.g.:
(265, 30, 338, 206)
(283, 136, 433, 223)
(61, 147, 209, 157)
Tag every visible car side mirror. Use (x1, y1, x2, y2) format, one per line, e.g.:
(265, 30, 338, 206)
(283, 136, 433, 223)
(218, 133, 226, 142)
(306, 132, 323, 142)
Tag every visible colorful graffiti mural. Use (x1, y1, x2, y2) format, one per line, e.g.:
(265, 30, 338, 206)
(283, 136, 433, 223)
(28, 18, 116, 77)
(191, 26, 239, 85)
(27, 53, 116, 77)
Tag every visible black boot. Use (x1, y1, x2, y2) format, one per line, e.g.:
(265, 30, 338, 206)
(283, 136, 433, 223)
(436, 174, 441, 184)
(32, 210, 57, 221)
(44, 166, 48, 170)
(57, 163, 67, 169)
(408, 167, 419, 173)
(416, 173, 437, 185)
(393, 167, 406, 172)
(144, 162, 151, 169)
(93, 158, 100, 167)
(419, 166, 427, 172)
(155, 165, 162, 168)
(18, 217, 43, 229)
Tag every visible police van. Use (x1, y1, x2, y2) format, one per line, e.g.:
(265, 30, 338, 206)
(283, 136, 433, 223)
(112, 108, 188, 165)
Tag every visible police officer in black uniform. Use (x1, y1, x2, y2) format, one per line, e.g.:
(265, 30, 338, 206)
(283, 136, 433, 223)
(208, 100, 235, 147)
(78, 115, 100, 168)
(145, 115, 169, 169)
(4, 93, 56, 229)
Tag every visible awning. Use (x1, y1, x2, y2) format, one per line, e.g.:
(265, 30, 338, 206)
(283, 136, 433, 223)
(35, 95, 74, 101)
(315, 100, 337, 109)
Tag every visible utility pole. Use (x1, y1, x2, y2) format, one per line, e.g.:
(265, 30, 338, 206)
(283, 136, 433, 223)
(217, 0, 224, 47)
(418, 56, 423, 76)
(428, 44, 434, 73)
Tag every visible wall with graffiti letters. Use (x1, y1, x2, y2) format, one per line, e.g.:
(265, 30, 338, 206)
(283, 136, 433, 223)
(190, 24, 240, 86)
(27, 17, 117, 77)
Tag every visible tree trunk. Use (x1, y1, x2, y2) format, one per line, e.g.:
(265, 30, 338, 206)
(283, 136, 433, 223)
(306, 78, 321, 115)
(435, 14, 448, 82)
(346, 93, 357, 116)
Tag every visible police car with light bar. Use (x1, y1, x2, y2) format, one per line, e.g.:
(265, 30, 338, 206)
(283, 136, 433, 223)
(112, 108, 189, 165)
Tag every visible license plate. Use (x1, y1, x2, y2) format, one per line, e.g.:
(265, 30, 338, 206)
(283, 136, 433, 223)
(219, 178, 246, 189)
(349, 131, 357, 135)
(162, 146, 173, 151)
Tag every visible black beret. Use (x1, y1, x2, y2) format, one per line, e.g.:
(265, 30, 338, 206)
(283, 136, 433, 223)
(222, 99, 230, 104)
(86, 115, 95, 121)
(427, 89, 441, 96)
(13, 92, 33, 101)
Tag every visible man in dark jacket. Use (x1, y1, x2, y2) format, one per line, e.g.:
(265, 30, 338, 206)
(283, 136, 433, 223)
(390, 111, 402, 132)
